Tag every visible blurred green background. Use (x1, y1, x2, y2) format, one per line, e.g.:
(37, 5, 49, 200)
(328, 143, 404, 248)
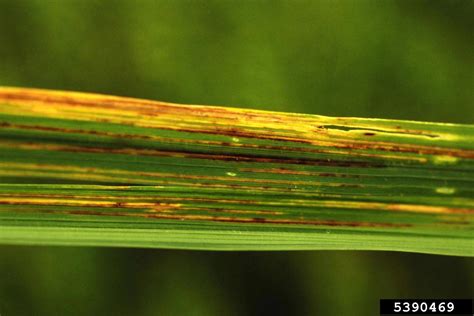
(0, 0, 472, 315)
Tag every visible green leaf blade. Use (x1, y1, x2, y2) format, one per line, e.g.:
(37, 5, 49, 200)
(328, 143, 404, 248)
(0, 87, 472, 256)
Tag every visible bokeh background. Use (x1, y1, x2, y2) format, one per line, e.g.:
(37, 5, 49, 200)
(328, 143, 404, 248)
(0, 0, 472, 315)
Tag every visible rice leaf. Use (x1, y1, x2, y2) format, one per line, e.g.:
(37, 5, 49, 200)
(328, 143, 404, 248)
(0, 87, 472, 256)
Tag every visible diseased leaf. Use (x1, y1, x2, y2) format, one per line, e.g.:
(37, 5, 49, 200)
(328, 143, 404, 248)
(0, 87, 472, 256)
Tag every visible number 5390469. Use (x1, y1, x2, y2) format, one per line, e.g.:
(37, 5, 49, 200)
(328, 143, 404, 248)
(394, 301, 454, 313)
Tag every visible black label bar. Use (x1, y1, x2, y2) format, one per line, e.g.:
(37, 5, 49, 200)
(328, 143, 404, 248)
(380, 299, 473, 315)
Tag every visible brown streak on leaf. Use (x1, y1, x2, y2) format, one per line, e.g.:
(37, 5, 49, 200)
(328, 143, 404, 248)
(7, 142, 385, 168)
